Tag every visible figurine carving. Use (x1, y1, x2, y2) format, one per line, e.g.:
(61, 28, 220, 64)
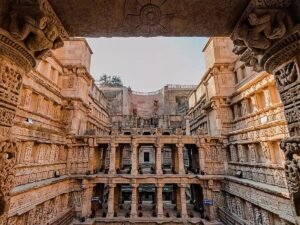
(234, 11, 292, 51)
(275, 61, 298, 87)
(9, 12, 63, 59)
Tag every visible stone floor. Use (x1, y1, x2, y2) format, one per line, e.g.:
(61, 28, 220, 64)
(77, 202, 214, 225)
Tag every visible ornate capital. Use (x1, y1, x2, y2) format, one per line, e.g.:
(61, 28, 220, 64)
(0, 0, 68, 71)
(231, 0, 299, 73)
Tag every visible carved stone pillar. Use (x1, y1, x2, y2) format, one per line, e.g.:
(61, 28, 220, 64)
(176, 143, 185, 175)
(0, 1, 67, 223)
(131, 142, 138, 175)
(231, 1, 300, 223)
(237, 145, 245, 162)
(107, 183, 116, 218)
(248, 144, 257, 164)
(156, 183, 164, 218)
(229, 144, 238, 162)
(198, 145, 206, 174)
(66, 143, 72, 174)
(81, 183, 95, 218)
(185, 116, 191, 136)
(178, 184, 188, 218)
(87, 138, 97, 173)
(155, 143, 163, 175)
(109, 143, 117, 174)
(130, 183, 139, 218)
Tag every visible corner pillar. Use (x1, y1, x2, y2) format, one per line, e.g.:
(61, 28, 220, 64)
(81, 183, 95, 218)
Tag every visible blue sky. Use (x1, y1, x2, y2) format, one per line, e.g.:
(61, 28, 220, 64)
(87, 37, 208, 92)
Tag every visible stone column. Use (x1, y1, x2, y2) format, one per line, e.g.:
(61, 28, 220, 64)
(205, 189, 216, 220)
(81, 183, 95, 218)
(100, 145, 107, 170)
(87, 138, 97, 173)
(0, 1, 67, 223)
(178, 184, 188, 218)
(176, 143, 185, 175)
(66, 143, 73, 174)
(131, 142, 138, 175)
(156, 183, 164, 218)
(231, 1, 300, 223)
(109, 143, 117, 174)
(107, 183, 116, 218)
(130, 183, 139, 218)
(197, 144, 205, 172)
(155, 144, 163, 175)
(185, 116, 191, 136)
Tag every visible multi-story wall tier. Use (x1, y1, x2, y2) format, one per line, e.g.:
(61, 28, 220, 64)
(188, 38, 293, 225)
(7, 39, 110, 225)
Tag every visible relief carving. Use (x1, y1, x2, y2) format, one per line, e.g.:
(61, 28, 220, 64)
(281, 140, 300, 194)
(231, 0, 298, 72)
(124, 0, 188, 36)
(275, 61, 298, 88)
(0, 140, 17, 222)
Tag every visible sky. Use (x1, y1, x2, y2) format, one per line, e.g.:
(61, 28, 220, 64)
(87, 37, 208, 92)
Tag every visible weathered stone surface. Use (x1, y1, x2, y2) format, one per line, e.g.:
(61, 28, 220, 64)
(49, 0, 249, 37)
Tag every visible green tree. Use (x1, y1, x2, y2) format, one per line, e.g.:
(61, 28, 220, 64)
(99, 74, 123, 87)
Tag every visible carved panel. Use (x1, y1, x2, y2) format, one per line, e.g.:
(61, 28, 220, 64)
(0, 141, 17, 224)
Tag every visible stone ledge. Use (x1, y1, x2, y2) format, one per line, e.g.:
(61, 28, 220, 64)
(72, 217, 223, 225)
(11, 175, 70, 195)
(224, 176, 290, 198)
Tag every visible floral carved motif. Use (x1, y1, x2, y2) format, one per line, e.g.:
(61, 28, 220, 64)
(280, 139, 300, 195)
(0, 58, 23, 110)
(124, 0, 188, 36)
(0, 140, 17, 224)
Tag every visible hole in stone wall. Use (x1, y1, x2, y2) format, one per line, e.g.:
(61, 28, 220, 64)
(294, 194, 300, 216)
(0, 192, 6, 215)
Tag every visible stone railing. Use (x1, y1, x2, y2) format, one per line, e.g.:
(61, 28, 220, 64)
(228, 162, 287, 188)
(14, 163, 67, 186)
